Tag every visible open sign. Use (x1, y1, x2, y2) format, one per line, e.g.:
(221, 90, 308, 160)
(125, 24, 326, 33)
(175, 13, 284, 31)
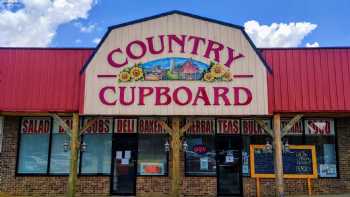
(193, 144, 208, 154)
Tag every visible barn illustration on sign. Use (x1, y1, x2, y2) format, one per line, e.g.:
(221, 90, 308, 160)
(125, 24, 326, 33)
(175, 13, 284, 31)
(117, 57, 233, 82)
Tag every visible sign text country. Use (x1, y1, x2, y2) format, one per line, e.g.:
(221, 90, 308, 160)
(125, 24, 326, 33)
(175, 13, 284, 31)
(99, 86, 253, 106)
(107, 34, 244, 68)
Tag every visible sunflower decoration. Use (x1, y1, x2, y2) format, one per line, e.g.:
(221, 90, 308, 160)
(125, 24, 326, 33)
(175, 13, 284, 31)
(119, 71, 131, 82)
(117, 63, 144, 83)
(202, 61, 233, 82)
(210, 64, 226, 78)
(222, 71, 233, 81)
(203, 72, 215, 82)
(130, 64, 144, 81)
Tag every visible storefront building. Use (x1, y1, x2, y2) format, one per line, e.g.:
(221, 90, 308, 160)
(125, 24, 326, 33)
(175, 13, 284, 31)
(1, 11, 350, 197)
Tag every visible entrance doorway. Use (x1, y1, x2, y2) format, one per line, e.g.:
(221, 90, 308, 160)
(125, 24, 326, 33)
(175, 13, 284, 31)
(111, 134, 138, 195)
(216, 136, 242, 196)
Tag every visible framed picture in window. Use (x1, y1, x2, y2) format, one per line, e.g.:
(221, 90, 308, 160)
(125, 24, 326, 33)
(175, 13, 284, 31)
(139, 162, 165, 175)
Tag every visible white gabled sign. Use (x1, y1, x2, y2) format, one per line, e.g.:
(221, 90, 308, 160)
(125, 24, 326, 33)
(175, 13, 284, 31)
(82, 11, 270, 115)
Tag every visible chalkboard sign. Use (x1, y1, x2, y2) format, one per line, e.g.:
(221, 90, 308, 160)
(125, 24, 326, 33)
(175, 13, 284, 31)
(250, 145, 318, 179)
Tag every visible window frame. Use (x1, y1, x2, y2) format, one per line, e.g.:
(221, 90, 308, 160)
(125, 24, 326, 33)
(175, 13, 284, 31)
(303, 118, 339, 179)
(15, 116, 112, 177)
(48, 116, 74, 175)
(78, 116, 113, 176)
(137, 133, 169, 177)
(15, 117, 341, 179)
(240, 118, 273, 177)
(16, 116, 53, 176)
(184, 134, 217, 177)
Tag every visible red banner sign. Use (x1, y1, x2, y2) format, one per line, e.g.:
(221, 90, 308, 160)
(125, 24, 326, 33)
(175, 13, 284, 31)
(83, 118, 113, 134)
(216, 119, 240, 134)
(305, 119, 334, 136)
(21, 117, 51, 134)
(281, 119, 303, 135)
(186, 118, 215, 135)
(139, 117, 167, 134)
(52, 117, 72, 134)
(115, 118, 137, 133)
(241, 119, 271, 135)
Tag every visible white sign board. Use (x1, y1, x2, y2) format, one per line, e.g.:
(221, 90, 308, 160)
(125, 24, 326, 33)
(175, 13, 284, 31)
(82, 12, 269, 115)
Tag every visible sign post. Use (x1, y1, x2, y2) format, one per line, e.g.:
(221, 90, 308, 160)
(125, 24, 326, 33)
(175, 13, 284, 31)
(67, 113, 79, 197)
(158, 118, 192, 197)
(250, 144, 318, 196)
(273, 113, 284, 197)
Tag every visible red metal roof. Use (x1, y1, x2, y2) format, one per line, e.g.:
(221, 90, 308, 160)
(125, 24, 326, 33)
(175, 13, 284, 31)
(0, 48, 93, 112)
(1, 47, 350, 113)
(262, 48, 350, 113)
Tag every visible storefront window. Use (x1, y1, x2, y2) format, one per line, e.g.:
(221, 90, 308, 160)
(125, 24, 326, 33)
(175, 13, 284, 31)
(241, 119, 272, 177)
(49, 118, 72, 174)
(80, 118, 113, 174)
(305, 119, 337, 178)
(80, 134, 112, 174)
(185, 135, 216, 176)
(137, 135, 168, 175)
(17, 117, 51, 173)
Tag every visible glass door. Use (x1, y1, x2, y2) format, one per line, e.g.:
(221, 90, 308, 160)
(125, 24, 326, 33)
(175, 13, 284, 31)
(216, 136, 242, 196)
(111, 134, 138, 195)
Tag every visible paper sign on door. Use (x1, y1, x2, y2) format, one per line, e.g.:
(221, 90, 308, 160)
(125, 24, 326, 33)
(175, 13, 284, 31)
(116, 151, 123, 159)
(200, 157, 209, 170)
(125, 150, 131, 159)
(121, 158, 129, 165)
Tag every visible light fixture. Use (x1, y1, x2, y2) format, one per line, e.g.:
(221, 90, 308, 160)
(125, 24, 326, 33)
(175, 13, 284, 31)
(263, 139, 273, 153)
(182, 140, 188, 152)
(164, 140, 170, 152)
(80, 141, 87, 152)
(63, 140, 69, 152)
(63, 140, 87, 152)
(283, 139, 289, 153)
(263, 138, 290, 153)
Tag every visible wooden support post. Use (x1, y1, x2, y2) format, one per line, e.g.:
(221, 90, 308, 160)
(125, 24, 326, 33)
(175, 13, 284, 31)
(256, 177, 261, 197)
(307, 178, 312, 196)
(67, 113, 79, 197)
(273, 113, 285, 197)
(158, 118, 192, 197)
(171, 117, 181, 197)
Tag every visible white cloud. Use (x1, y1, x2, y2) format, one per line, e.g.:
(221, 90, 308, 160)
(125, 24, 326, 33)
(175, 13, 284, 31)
(0, 0, 95, 47)
(92, 37, 101, 44)
(306, 42, 319, 47)
(244, 20, 317, 48)
(74, 22, 97, 33)
(80, 24, 96, 33)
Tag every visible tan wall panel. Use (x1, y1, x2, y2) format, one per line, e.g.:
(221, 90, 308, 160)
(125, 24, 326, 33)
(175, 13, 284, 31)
(83, 14, 269, 115)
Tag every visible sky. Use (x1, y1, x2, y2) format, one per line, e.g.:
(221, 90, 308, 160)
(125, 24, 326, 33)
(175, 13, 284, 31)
(0, 0, 349, 48)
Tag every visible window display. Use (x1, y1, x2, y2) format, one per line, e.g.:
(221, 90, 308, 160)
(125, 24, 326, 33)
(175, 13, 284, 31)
(137, 135, 168, 175)
(185, 135, 216, 176)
